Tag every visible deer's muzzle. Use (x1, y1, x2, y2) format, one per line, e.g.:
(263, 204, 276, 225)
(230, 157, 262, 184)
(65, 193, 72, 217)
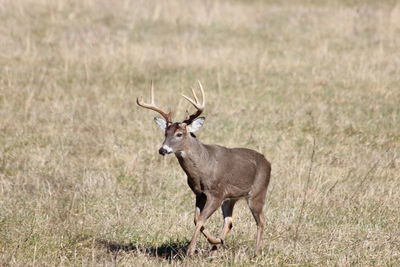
(159, 147, 167, 156)
(159, 145, 173, 156)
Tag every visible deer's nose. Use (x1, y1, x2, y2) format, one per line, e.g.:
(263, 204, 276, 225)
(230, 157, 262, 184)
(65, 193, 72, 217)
(159, 147, 168, 156)
(159, 145, 173, 156)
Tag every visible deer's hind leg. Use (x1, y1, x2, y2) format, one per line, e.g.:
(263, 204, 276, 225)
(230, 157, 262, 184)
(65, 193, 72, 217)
(247, 163, 270, 255)
(247, 176, 268, 255)
(247, 194, 266, 255)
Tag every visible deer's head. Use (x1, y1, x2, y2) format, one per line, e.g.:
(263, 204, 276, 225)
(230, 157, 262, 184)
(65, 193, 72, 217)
(137, 81, 206, 156)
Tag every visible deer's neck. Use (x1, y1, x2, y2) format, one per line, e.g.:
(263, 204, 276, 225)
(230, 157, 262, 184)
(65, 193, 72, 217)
(175, 137, 209, 178)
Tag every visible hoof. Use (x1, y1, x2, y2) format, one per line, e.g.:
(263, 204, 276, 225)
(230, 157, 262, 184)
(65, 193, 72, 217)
(186, 248, 197, 257)
(211, 242, 223, 252)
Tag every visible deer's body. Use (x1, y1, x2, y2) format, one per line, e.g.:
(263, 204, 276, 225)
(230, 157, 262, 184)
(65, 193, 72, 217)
(177, 138, 270, 200)
(137, 82, 271, 256)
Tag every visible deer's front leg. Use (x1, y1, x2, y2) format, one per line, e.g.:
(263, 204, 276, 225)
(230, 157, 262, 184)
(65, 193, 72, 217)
(187, 195, 222, 257)
(210, 199, 238, 252)
(194, 194, 223, 246)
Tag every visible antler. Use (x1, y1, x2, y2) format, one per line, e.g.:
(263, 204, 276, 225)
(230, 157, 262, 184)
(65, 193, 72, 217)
(182, 80, 205, 123)
(137, 82, 172, 123)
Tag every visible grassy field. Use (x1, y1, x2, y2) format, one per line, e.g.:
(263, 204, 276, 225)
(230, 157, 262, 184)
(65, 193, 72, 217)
(1, 0, 399, 265)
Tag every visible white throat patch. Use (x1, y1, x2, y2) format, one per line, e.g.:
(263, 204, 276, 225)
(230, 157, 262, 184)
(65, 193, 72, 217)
(176, 151, 186, 158)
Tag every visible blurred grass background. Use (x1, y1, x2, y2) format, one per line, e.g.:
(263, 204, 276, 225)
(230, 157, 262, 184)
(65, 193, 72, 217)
(0, 0, 399, 265)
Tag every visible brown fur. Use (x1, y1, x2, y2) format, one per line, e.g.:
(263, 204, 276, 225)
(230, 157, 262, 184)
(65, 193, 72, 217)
(160, 122, 271, 256)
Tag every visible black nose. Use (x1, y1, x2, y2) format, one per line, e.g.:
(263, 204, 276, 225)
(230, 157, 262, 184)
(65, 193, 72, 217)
(159, 147, 167, 156)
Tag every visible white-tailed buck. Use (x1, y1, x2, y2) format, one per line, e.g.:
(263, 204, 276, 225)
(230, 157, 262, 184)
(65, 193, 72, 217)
(137, 81, 271, 256)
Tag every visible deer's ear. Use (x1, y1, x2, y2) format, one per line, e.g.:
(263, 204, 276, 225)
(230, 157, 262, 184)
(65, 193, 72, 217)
(154, 117, 167, 130)
(187, 117, 205, 132)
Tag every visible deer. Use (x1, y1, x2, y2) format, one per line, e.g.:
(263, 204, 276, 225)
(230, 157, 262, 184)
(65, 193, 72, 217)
(136, 81, 271, 257)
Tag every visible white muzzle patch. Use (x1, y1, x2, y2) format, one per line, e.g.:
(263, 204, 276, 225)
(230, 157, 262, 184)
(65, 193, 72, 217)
(162, 145, 173, 153)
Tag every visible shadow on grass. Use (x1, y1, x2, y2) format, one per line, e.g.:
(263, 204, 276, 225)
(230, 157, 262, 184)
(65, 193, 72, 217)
(96, 239, 189, 261)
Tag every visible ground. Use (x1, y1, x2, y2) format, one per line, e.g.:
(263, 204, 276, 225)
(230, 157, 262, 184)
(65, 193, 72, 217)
(0, 0, 399, 266)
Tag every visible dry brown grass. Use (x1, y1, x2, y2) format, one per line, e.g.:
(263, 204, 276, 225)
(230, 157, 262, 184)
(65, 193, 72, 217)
(1, 0, 399, 265)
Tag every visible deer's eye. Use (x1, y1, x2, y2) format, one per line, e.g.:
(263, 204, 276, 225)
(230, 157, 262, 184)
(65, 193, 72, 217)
(176, 133, 183, 137)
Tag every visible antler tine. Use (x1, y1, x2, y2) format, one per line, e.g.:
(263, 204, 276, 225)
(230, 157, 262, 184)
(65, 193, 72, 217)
(182, 81, 206, 123)
(182, 85, 205, 110)
(197, 80, 205, 103)
(136, 82, 172, 123)
(191, 87, 199, 103)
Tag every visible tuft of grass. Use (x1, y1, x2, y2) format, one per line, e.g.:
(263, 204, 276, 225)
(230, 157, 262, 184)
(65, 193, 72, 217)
(1, 0, 399, 265)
